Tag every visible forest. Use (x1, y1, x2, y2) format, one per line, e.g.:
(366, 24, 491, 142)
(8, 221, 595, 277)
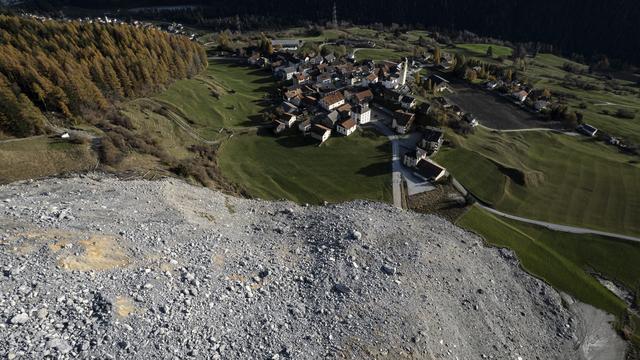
(21, 0, 640, 66)
(0, 13, 207, 138)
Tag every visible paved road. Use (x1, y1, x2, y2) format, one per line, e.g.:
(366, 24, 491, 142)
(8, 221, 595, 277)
(477, 124, 580, 136)
(369, 119, 402, 208)
(478, 204, 640, 243)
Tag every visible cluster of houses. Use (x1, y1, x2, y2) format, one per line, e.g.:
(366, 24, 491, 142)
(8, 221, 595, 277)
(432, 96, 479, 128)
(248, 43, 458, 182)
(249, 46, 423, 143)
(403, 127, 447, 182)
(484, 80, 552, 112)
(20, 13, 197, 40)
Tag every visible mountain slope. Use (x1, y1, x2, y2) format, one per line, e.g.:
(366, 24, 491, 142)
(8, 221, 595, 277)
(0, 14, 207, 138)
(0, 175, 627, 358)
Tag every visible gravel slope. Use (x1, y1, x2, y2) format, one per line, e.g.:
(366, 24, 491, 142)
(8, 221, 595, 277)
(0, 175, 587, 359)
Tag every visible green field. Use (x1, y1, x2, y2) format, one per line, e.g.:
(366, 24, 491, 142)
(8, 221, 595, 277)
(0, 137, 96, 184)
(356, 48, 411, 62)
(457, 43, 513, 58)
(345, 27, 379, 39)
(279, 28, 348, 42)
(144, 59, 275, 140)
(435, 128, 640, 236)
(522, 53, 640, 144)
(458, 205, 640, 340)
(218, 128, 393, 204)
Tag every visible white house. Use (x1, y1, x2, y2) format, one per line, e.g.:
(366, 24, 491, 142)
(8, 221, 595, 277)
(353, 104, 371, 124)
(298, 120, 311, 133)
(310, 123, 332, 143)
(416, 127, 444, 158)
(324, 54, 337, 63)
(316, 73, 332, 84)
(336, 118, 357, 136)
(279, 113, 297, 128)
(403, 150, 424, 168)
(382, 74, 400, 89)
(277, 67, 297, 81)
(271, 39, 302, 51)
(392, 110, 415, 134)
(319, 92, 345, 111)
(361, 73, 379, 87)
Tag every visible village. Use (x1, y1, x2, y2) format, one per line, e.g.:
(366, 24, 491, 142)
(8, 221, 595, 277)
(244, 37, 544, 185)
(237, 31, 636, 193)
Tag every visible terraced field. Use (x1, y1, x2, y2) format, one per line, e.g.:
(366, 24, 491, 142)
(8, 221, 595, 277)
(125, 59, 276, 141)
(435, 128, 640, 236)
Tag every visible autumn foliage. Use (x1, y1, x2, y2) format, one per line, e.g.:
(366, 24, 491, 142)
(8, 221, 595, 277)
(0, 14, 207, 137)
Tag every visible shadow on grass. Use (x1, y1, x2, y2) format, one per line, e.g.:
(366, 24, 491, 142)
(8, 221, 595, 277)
(237, 114, 271, 128)
(357, 162, 391, 177)
(252, 77, 276, 85)
(275, 135, 319, 148)
(375, 141, 392, 153)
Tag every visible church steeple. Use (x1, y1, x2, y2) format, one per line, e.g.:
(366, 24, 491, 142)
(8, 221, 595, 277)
(332, 2, 338, 29)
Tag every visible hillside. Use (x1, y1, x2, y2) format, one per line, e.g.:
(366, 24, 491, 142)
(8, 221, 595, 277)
(0, 14, 207, 138)
(0, 175, 627, 359)
(21, 0, 640, 65)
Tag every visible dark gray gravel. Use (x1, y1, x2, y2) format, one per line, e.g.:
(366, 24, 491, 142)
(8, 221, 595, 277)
(0, 175, 584, 359)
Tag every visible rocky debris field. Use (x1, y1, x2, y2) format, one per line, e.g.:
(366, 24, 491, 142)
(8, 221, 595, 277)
(0, 175, 589, 359)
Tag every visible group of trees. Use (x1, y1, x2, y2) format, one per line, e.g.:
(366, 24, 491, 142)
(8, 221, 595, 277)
(21, 0, 640, 65)
(0, 14, 207, 137)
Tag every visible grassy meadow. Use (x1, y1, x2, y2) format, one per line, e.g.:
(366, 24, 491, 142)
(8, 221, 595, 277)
(153, 60, 275, 138)
(524, 53, 640, 144)
(457, 43, 513, 58)
(458, 205, 640, 341)
(218, 128, 393, 204)
(356, 48, 411, 62)
(0, 137, 97, 184)
(435, 128, 640, 236)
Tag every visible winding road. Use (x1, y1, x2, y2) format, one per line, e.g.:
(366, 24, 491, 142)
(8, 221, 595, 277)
(477, 204, 640, 243)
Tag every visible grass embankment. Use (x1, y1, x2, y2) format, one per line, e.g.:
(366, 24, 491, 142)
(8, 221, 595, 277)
(458, 205, 640, 343)
(0, 137, 97, 184)
(218, 128, 393, 204)
(435, 128, 640, 236)
(123, 59, 275, 143)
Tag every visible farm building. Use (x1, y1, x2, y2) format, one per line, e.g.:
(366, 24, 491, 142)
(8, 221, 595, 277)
(415, 159, 447, 182)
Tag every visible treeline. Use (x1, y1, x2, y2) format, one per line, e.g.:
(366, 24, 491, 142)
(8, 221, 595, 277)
(0, 14, 207, 137)
(23, 0, 640, 66)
